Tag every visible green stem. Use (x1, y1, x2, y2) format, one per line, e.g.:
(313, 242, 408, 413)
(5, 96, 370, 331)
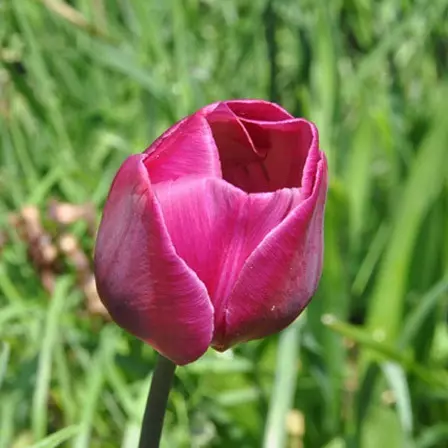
(138, 355, 176, 448)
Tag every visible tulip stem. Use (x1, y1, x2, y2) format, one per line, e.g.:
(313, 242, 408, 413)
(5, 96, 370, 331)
(138, 354, 176, 448)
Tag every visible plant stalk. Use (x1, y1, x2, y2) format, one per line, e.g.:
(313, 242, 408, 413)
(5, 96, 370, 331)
(138, 354, 176, 448)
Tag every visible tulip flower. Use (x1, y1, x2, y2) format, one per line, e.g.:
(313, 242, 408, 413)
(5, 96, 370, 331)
(94, 100, 328, 366)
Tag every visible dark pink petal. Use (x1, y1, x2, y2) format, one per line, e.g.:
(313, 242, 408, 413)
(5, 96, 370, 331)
(206, 103, 273, 193)
(205, 102, 315, 193)
(206, 102, 263, 162)
(143, 112, 222, 184)
(239, 119, 314, 190)
(153, 177, 298, 342)
(225, 99, 294, 121)
(94, 155, 214, 365)
(213, 147, 328, 350)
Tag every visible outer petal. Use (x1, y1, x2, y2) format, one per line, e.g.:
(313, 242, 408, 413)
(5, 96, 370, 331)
(152, 177, 297, 342)
(214, 144, 328, 350)
(144, 112, 222, 184)
(94, 155, 214, 365)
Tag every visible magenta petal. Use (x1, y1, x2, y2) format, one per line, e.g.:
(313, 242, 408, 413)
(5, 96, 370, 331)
(240, 119, 315, 190)
(206, 103, 272, 193)
(215, 151, 328, 349)
(94, 155, 214, 365)
(153, 178, 297, 342)
(143, 112, 222, 184)
(204, 102, 315, 193)
(206, 102, 263, 162)
(225, 99, 294, 121)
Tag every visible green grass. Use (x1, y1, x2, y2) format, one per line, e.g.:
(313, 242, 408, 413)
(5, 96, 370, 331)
(1, 0, 447, 447)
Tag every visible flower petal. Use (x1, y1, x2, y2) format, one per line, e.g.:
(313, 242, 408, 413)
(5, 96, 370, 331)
(225, 99, 294, 121)
(206, 102, 262, 161)
(205, 103, 272, 193)
(143, 112, 222, 183)
(240, 119, 315, 190)
(153, 177, 297, 342)
(94, 154, 214, 365)
(205, 102, 314, 193)
(214, 149, 328, 350)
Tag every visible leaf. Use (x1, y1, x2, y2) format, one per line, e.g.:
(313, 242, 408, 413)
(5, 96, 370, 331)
(28, 426, 80, 448)
(382, 362, 413, 438)
(366, 88, 448, 344)
(322, 315, 448, 388)
(0, 343, 10, 392)
(72, 326, 120, 448)
(361, 406, 404, 448)
(399, 275, 448, 347)
(415, 424, 448, 448)
(263, 319, 304, 448)
(32, 278, 72, 441)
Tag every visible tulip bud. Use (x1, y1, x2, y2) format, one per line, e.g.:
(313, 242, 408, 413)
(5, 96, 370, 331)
(94, 100, 328, 365)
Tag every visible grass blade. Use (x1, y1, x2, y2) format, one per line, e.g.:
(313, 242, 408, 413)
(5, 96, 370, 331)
(366, 89, 448, 344)
(28, 425, 80, 448)
(32, 277, 72, 441)
(73, 326, 119, 448)
(0, 342, 10, 392)
(382, 362, 413, 439)
(263, 318, 304, 448)
(399, 275, 448, 347)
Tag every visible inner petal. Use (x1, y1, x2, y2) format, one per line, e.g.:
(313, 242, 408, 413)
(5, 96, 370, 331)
(206, 103, 263, 163)
(152, 176, 297, 342)
(206, 103, 271, 193)
(225, 100, 294, 121)
(206, 104, 314, 194)
(239, 119, 314, 190)
(222, 162, 271, 193)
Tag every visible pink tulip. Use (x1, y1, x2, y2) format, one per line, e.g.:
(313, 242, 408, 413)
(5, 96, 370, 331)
(94, 100, 328, 365)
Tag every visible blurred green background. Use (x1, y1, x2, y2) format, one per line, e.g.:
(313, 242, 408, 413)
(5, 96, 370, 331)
(1, 0, 447, 447)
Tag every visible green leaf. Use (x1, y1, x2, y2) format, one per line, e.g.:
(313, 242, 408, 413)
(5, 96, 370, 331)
(263, 319, 303, 448)
(382, 363, 413, 438)
(399, 275, 448, 347)
(73, 326, 120, 448)
(0, 343, 10, 392)
(361, 406, 404, 448)
(28, 426, 80, 448)
(32, 278, 72, 441)
(366, 88, 448, 344)
(322, 315, 448, 388)
(415, 424, 448, 448)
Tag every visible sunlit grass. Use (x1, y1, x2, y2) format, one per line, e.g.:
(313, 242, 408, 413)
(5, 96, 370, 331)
(0, 0, 447, 447)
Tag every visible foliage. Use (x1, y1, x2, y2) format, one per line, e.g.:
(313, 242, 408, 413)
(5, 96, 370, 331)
(1, 0, 447, 446)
